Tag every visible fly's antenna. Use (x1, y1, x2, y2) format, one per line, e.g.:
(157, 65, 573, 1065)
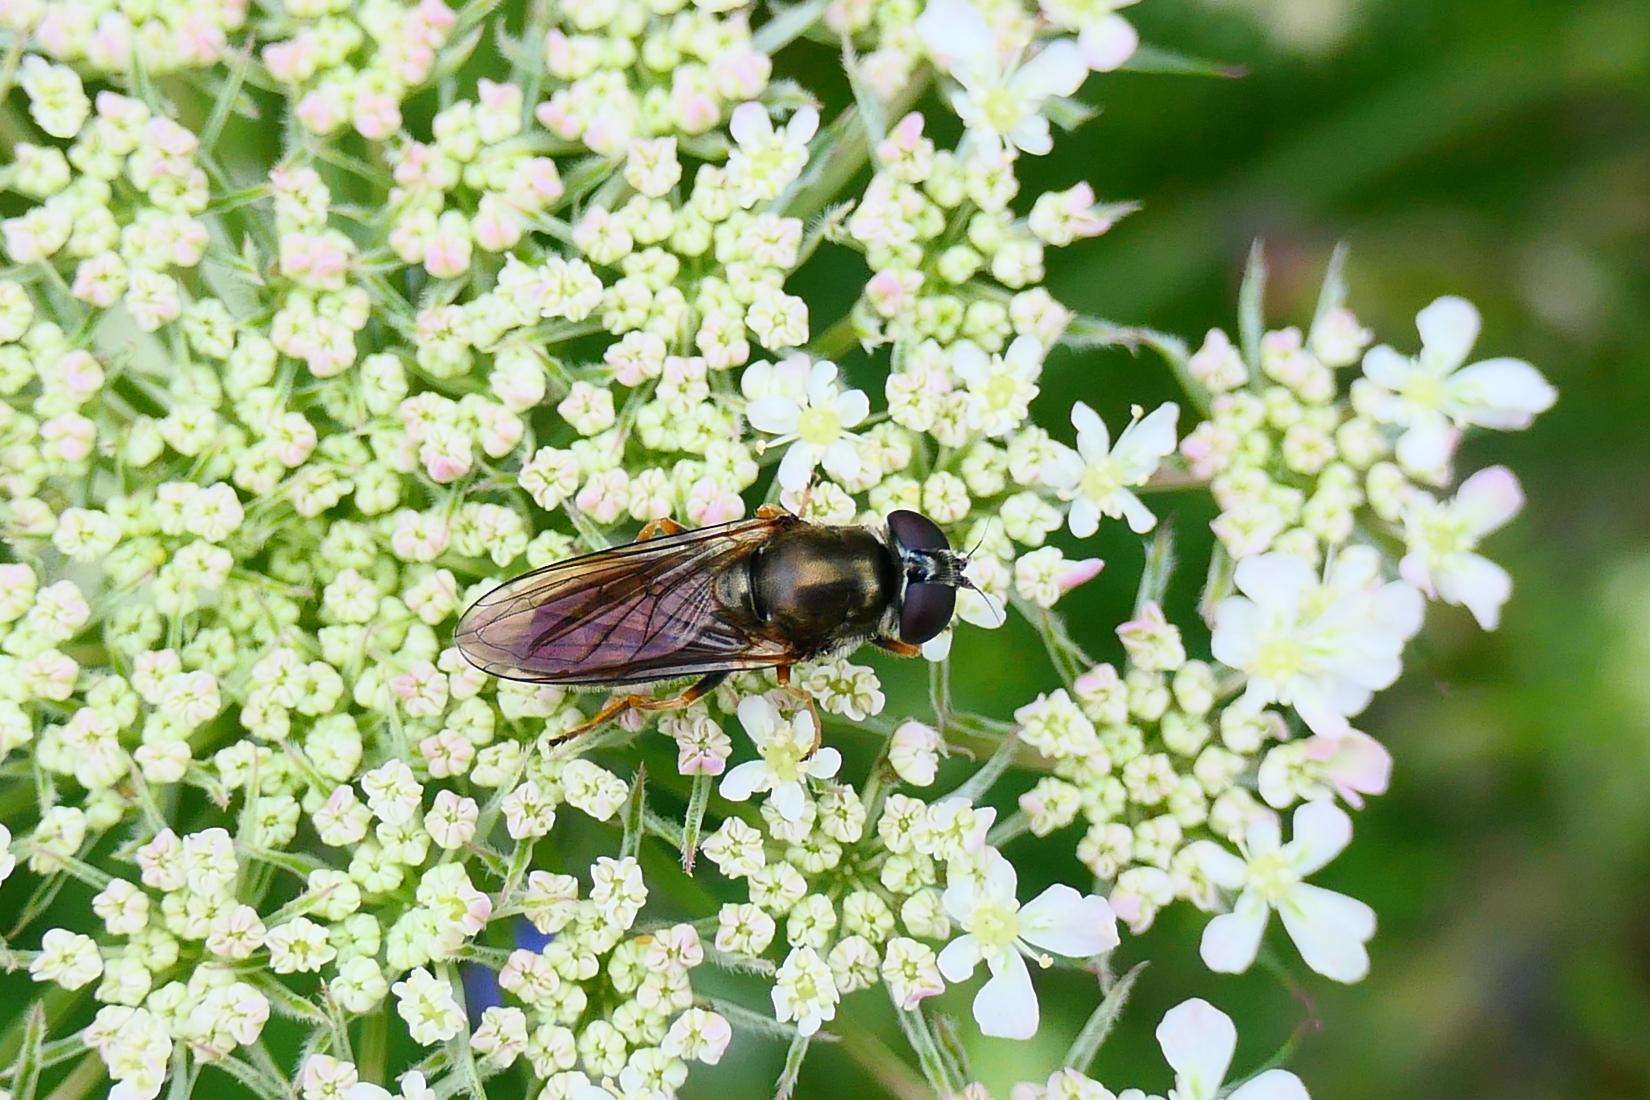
(957, 574, 1006, 626)
(961, 518, 995, 561)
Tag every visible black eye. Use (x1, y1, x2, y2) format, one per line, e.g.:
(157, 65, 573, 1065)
(899, 582, 956, 644)
(887, 510, 950, 553)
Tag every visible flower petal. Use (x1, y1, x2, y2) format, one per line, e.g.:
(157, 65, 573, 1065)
(1287, 800, 1352, 876)
(728, 102, 772, 148)
(1019, 885, 1119, 958)
(1437, 552, 1512, 631)
(746, 395, 801, 435)
(1278, 883, 1375, 983)
(974, 951, 1039, 1039)
(1229, 1069, 1311, 1100)
(736, 694, 776, 741)
(1233, 552, 1314, 613)
(1014, 39, 1087, 101)
(1454, 465, 1523, 538)
(937, 933, 982, 982)
(1070, 400, 1110, 460)
(1155, 997, 1236, 1095)
(1200, 890, 1268, 974)
(806, 747, 842, 781)
(776, 441, 817, 491)
(1078, 13, 1139, 72)
(1446, 358, 1555, 429)
(1415, 295, 1481, 371)
(718, 760, 770, 803)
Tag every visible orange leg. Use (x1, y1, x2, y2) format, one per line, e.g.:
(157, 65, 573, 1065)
(756, 503, 794, 521)
(565, 672, 727, 737)
(638, 516, 687, 541)
(772, 663, 824, 754)
(874, 637, 922, 658)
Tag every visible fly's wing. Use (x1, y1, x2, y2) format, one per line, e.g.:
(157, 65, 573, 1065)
(455, 516, 795, 685)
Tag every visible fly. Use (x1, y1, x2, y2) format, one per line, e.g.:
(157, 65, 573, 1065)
(454, 507, 976, 735)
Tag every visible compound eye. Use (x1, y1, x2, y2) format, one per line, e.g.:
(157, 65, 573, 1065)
(899, 582, 957, 645)
(888, 509, 950, 553)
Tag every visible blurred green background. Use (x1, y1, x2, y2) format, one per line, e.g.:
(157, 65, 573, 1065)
(772, 1, 1650, 1097)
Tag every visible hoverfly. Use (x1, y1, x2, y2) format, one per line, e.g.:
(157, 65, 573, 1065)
(454, 506, 975, 735)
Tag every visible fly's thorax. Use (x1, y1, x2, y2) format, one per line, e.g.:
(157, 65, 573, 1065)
(745, 523, 899, 652)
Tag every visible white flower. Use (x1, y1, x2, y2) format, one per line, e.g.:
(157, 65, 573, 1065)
(1399, 466, 1522, 630)
(719, 696, 840, 821)
(952, 336, 1044, 438)
(917, 0, 1088, 156)
(744, 356, 869, 492)
(937, 849, 1119, 1039)
(726, 103, 818, 204)
(1154, 998, 1310, 1100)
(1193, 800, 1374, 983)
(772, 945, 839, 1037)
(1211, 552, 1423, 738)
(1360, 296, 1556, 475)
(889, 720, 943, 786)
(391, 967, 465, 1045)
(1047, 401, 1179, 536)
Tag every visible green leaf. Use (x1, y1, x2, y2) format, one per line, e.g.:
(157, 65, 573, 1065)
(1120, 45, 1247, 79)
(199, 44, 256, 153)
(621, 764, 648, 860)
(1062, 961, 1147, 1073)
(679, 773, 713, 874)
(1238, 240, 1269, 369)
(773, 1032, 811, 1100)
(252, 974, 330, 1026)
(9, 1002, 46, 1100)
(1311, 241, 1353, 334)
(703, 997, 821, 1042)
(1135, 522, 1178, 615)
(754, 0, 831, 55)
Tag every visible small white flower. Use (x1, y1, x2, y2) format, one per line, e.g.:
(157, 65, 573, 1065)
(1211, 552, 1423, 738)
(1360, 296, 1556, 475)
(1193, 800, 1374, 983)
(725, 103, 818, 205)
(744, 356, 869, 491)
(1154, 998, 1310, 1100)
(1047, 401, 1179, 536)
(917, 0, 1088, 156)
(937, 849, 1119, 1039)
(1399, 466, 1522, 630)
(772, 945, 839, 1037)
(952, 336, 1044, 438)
(391, 967, 465, 1045)
(719, 696, 839, 821)
(889, 720, 943, 786)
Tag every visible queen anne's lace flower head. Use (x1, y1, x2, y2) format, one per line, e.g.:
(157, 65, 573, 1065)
(0, 1, 1554, 1097)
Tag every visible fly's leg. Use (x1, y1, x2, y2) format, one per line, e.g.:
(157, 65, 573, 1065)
(565, 671, 729, 738)
(637, 516, 687, 541)
(756, 503, 793, 521)
(874, 637, 922, 658)
(775, 663, 824, 755)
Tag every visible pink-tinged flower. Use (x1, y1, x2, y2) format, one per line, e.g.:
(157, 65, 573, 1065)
(1193, 800, 1375, 983)
(1078, 9, 1140, 72)
(1306, 730, 1392, 808)
(354, 92, 402, 141)
(938, 849, 1119, 1039)
(1399, 465, 1523, 630)
(916, 0, 1088, 156)
(1211, 551, 1423, 738)
(685, 479, 745, 526)
(1154, 998, 1310, 1100)
(1360, 296, 1556, 476)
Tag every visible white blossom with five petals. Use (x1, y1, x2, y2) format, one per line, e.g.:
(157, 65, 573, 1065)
(1211, 550, 1423, 738)
(1399, 465, 1523, 630)
(1359, 295, 1556, 477)
(1046, 401, 1180, 536)
(743, 356, 870, 492)
(1192, 800, 1375, 983)
(938, 848, 1119, 1039)
(916, 0, 1089, 156)
(719, 696, 840, 821)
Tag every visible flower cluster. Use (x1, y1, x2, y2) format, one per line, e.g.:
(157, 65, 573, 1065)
(0, 0, 1553, 1098)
